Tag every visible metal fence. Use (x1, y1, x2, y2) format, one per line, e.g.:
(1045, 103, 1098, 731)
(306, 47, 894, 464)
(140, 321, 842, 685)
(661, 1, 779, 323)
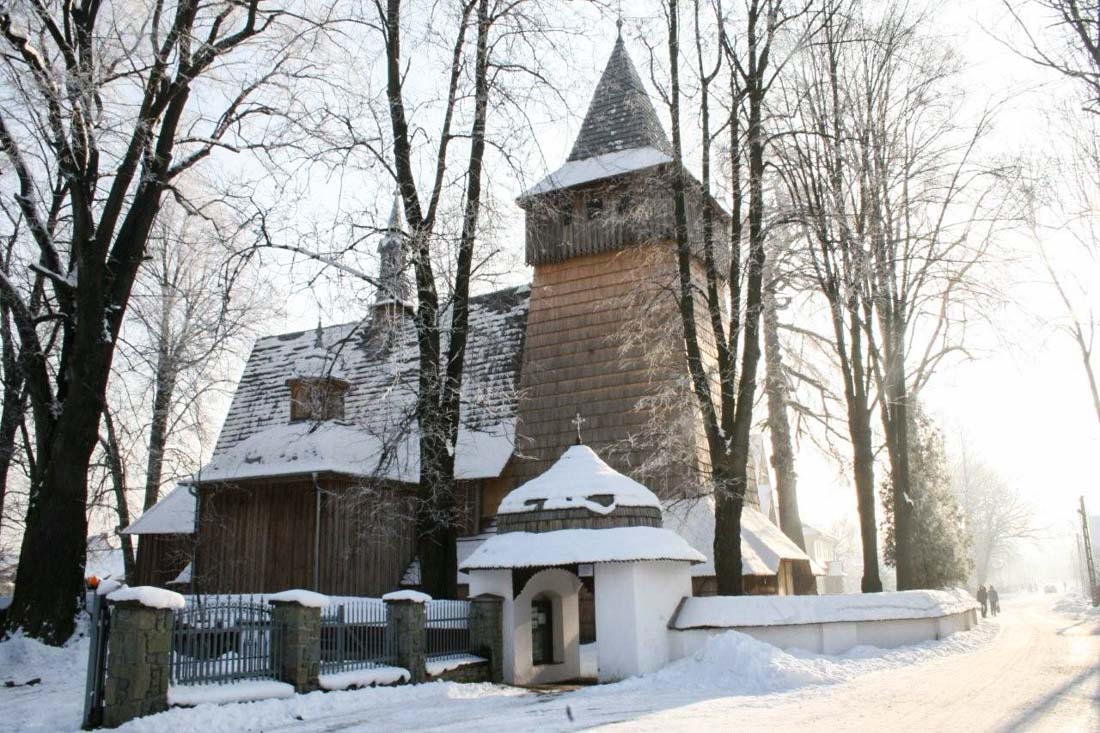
(425, 599, 472, 661)
(321, 599, 391, 673)
(170, 596, 280, 686)
(82, 592, 111, 728)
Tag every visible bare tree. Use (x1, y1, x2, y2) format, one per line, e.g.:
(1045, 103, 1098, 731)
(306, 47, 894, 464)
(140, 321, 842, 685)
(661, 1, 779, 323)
(1002, 0, 1100, 114)
(776, 0, 1011, 590)
(660, 0, 814, 593)
(252, 0, 565, 597)
(0, 0, 338, 643)
(951, 439, 1040, 584)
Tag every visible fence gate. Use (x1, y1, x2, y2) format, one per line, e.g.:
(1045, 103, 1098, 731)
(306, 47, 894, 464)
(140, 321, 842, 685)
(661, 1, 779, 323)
(82, 593, 111, 729)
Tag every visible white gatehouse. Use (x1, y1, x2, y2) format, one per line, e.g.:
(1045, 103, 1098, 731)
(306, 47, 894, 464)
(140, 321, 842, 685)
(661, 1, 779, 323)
(461, 444, 704, 684)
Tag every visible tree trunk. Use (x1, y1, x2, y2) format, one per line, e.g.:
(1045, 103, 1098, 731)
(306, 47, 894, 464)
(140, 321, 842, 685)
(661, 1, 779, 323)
(6, 393, 103, 643)
(0, 308, 25, 544)
(762, 277, 816, 594)
(881, 320, 915, 589)
(763, 269, 805, 550)
(143, 361, 177, 511)
(102, 410, 136, 583)
(850, 406, 882, 593)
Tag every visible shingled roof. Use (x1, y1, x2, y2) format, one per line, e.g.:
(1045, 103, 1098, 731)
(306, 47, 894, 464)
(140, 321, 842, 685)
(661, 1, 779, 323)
(567, 32, 672, 162)
(206, 284, 530, 483)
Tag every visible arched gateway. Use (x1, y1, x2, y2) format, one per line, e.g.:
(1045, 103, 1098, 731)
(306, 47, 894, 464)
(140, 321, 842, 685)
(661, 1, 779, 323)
(461, 444, 704, 685)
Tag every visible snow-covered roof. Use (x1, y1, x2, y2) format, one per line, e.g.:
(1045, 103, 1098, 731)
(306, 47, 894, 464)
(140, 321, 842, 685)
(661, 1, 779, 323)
(496, 444, 662, 516)
(460, 526, 705, 570)
(208, 285, 528, 482)
(194, 417, 513, 485)
(520, 146, 673, 199)
(670, 588, 979, 629)
(123, 484, 195, 535)
(664, 498, 817, 577)
(290, 343, 348, 382)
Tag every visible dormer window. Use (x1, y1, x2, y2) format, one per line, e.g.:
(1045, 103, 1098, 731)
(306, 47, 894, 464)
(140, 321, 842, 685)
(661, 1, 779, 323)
(289, 378, 348, 422)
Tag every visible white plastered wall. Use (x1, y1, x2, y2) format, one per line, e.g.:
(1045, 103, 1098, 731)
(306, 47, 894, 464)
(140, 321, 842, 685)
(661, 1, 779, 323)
(470, 567, 581, 685)
(594, 560, 693, 682)
(668, 608, 980, 659)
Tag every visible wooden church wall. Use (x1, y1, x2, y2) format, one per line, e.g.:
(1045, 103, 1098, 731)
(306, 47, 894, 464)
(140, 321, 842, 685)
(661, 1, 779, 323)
(134, 534, 191, 587)
(513, 242, 719, 496)
(195, 476, 419, 596)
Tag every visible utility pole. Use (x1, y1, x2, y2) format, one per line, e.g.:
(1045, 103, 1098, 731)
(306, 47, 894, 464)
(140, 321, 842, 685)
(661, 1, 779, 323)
(1079, 496, 1099, 607)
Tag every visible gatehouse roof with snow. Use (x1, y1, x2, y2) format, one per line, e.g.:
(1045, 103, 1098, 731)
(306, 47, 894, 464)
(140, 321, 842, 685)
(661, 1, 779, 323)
(495, 444, 662, 516)
(460, 526, 705, 570)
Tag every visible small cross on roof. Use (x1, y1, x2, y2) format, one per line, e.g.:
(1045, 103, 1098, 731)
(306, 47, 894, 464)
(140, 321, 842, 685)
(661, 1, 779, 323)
(571, 410, 586, 445)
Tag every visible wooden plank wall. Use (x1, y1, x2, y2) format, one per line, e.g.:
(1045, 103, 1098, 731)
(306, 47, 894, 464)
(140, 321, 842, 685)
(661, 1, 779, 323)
(134, 534, 191, 587)
(316, 479, 417, 596)
(196, 480, 316, 594)
(195, 476, 484, 597)
(513, 243, 716, 497)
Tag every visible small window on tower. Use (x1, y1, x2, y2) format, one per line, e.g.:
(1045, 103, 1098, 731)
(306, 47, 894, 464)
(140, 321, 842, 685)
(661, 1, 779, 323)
(290, 379, 347, 422)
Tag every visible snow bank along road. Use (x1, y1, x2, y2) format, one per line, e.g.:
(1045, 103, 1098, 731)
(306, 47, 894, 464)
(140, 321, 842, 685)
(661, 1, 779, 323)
(2, 593, 1095, 732)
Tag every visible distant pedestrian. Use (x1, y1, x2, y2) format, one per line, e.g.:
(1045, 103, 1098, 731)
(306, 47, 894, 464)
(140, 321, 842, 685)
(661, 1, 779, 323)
(989, 586, 1000, 616)
(977, 585, 988, 618)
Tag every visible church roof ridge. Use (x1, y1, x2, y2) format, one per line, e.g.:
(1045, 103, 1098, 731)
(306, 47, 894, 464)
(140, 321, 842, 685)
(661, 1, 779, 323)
(567, 34, 671, 163)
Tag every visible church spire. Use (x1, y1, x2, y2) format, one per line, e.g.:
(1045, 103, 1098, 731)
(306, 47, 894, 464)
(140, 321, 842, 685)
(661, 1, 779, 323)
(376, 191, 411, 306)
(567, 31, 671, 162)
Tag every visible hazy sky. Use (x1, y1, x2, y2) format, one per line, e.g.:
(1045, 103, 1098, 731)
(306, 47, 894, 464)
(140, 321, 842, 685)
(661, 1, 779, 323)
(251, 0, 1096, 566)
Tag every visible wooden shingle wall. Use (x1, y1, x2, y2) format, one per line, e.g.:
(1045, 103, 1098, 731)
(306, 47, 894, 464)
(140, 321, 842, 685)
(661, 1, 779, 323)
(513, 242, 718, 498)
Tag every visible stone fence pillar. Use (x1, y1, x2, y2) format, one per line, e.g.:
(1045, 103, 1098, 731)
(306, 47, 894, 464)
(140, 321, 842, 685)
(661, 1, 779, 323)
(268, 590, 328, 693)
(469, 594, 504, 683)
(102, 587, 184, 728)
(384, 591, 429, 683)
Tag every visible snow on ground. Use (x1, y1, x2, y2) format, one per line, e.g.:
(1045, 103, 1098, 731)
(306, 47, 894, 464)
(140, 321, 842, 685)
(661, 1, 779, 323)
(1050, 592, 1100, 619)
(0, 598, 1029, 726)
(0, 610, 997, 732)
(1, 628, 91, 732)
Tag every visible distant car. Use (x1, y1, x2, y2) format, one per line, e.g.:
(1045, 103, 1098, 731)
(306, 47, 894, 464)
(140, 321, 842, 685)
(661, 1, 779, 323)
(1044, 584, 1058, 593)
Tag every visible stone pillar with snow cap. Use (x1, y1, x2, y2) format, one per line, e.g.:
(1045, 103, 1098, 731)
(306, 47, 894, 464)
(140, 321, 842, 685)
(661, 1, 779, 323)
(268, 590, 329, 693)
(384, 590, 431, 683)
(102, 586, 185, 728)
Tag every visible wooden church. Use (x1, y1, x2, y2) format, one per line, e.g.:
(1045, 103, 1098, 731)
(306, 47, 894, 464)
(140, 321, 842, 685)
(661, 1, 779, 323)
(126, 31, 816, 600)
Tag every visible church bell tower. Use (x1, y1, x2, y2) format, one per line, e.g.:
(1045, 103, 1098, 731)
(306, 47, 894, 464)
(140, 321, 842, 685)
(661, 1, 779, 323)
(510, 30, 730, 500)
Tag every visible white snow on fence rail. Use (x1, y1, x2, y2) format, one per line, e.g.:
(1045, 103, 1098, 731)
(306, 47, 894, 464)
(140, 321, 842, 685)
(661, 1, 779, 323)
(671, 589, 978, 630)
(167, 681, 294, 707)
(319, 666, 410, 691)
(425, 654, 486, 677)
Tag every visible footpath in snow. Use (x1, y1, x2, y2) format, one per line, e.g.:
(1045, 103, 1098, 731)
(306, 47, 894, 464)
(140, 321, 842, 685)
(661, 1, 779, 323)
(0, 607, 996, 733)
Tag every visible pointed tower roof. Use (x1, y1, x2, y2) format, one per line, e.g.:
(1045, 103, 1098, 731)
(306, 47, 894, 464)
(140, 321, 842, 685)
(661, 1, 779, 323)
(376, 191, 412, 306)
(519, 33, 674, 201)
(567, 33, 671, 162)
